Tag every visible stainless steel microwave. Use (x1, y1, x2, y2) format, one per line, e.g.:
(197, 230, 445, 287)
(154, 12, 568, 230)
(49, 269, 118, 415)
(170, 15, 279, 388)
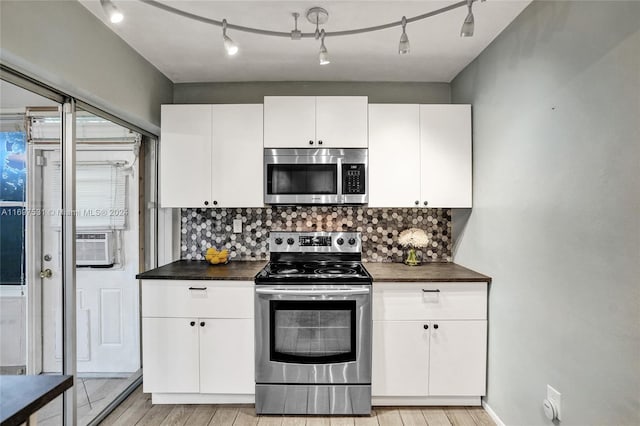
(264, 148, 368, 205)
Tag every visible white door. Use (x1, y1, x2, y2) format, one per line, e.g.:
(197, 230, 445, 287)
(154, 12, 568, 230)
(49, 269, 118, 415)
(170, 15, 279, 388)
(211, 104, 264, 207)
(368, 104, 421, 207)
(372, 320, 429, 397)
(428, 320, 487, 396)
(41, 148, 142, 374)
(263, 97, 316, 148)
(160, 104, 213, 207)
(142, 317, 200, 393)
(419, 105, 472, 208)
(199, 318, 254, 394)
(316, 97, 368, 148)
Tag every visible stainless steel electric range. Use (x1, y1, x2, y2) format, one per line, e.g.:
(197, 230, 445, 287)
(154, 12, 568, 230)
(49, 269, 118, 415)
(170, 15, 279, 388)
(254, 231, 372, 415)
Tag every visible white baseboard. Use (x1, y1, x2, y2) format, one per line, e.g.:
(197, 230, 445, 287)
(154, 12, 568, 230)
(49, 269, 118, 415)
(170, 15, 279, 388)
(152, 393, 255, 404)
(482, 400, 506, 426)
(372, 396, 480, 406)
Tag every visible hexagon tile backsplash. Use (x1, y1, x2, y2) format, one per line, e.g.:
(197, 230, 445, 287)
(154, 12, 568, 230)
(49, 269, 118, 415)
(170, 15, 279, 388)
(181, 206, 452, 263)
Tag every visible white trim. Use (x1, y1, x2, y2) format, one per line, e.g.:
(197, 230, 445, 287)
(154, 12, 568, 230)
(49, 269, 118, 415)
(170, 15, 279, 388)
(151, 393, 255, 404)
(482, 400, 506, 426)
(372, 396, 480, 406)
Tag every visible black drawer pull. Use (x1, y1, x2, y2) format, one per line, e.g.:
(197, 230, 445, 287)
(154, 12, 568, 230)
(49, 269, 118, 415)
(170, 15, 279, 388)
(200, 321, 206, 327)
(423, 324, 429, 329)
(433, 324, 439, 329)
(189, 287, 207, 291)
(190, 321, 196, 327)
(422, 289, 440, 293)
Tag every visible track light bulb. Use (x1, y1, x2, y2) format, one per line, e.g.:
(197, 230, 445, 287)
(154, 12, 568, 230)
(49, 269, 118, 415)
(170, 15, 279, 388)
(460, 0, 475, 37)
(222, 19, 239, 56)
(100, 0, 123, 24)
(398, 16, 410, 55)
(319, 32, 330, 65)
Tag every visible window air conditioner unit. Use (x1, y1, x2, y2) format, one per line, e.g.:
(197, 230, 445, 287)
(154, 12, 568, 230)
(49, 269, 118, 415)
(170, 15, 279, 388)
(76, 232, 115, 266)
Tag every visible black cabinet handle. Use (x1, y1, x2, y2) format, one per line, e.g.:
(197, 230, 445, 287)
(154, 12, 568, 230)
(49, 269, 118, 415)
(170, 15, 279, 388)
(213, 200, 218, 206)
(200, 321, 206, 327)
(423, 324, 429, 329)
(433, 324, 439, 329)
(188, 286, 207, 291)
(309, 140, 314, 145)
(414, 200, 419, 205)
(423, 201, 428, 206)
(318, 140, 323, 145)
(422, 289, 440, 293)
(204, 201, 209, 206)
(190, 321, 196, 327)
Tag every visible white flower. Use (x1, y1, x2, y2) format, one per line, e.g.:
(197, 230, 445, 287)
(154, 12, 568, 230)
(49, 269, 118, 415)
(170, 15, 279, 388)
(398, 228, 429, 248)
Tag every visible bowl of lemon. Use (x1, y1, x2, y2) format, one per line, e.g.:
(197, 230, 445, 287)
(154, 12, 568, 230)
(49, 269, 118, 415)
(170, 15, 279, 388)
(205, 247, 229, 265)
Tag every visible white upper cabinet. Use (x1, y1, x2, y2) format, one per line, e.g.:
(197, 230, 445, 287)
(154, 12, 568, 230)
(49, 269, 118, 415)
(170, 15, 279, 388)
(211, 104, 263, 207)
(160, 105, 212, 208)
(160, 104, 264, 208)
(368, 104, 421, 208)
(315, 97, 368, 148)
(263, 97, 316, 148)
(264, 96, 368, 148)
(367, 103, 472, 208)
(420, 104, 472, 208)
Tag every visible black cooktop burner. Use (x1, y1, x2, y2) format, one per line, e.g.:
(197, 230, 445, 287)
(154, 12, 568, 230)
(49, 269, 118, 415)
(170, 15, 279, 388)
(255, 260, 372, 284)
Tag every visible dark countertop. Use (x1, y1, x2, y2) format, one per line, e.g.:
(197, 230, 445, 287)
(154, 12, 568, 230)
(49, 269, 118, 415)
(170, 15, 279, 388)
(1, 375, 73, 426)
(136, 259, 490, 283)
(136, 260, 267, 281)
(364, 262, 491, 283)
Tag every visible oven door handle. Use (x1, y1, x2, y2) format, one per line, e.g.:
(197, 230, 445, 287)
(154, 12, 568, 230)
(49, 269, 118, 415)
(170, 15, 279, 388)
(255, 287, 370, 296)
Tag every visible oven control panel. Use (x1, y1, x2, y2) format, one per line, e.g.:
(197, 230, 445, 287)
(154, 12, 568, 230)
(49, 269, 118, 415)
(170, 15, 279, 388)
(269, 231, 361, 253)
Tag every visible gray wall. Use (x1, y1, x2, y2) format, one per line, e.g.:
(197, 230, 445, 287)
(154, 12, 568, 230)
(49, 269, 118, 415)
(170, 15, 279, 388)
(174, 81, 450, 104)
(0, 0, 173, 133)
(451, 1, 640, 425)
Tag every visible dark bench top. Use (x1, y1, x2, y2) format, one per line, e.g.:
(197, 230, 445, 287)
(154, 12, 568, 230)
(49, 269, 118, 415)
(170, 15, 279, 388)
(0, 375, 73, 426)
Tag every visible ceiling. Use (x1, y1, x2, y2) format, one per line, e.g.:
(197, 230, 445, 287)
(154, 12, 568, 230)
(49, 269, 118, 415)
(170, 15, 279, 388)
(80, 0, 531, 83)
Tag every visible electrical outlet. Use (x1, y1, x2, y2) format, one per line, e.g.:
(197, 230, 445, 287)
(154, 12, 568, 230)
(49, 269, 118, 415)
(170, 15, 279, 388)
(547, 385, 562, 421)
(233, 219, 242, 234)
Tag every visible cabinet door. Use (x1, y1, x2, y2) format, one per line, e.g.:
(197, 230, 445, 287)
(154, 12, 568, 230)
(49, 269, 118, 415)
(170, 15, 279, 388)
(199, 318, 255, 394)
(160, 105, 213, 207)
(211, 104, 264, 207)
(142, 317, 199, 393)
(420, 105, 472, 207)
(372, 321, 429, 397)
(264, 97, 316, 148)
(428, 320, 486, 396)
(316, 97, 368, 148)
(368, 104, 421, 207)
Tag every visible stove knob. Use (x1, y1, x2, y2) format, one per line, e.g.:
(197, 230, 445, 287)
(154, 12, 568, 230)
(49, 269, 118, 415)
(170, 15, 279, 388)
(274, 237, 283, 245)
(287, 238, 295, 245)
(337, 238, 344, 245)
(348, 238, 356, 245)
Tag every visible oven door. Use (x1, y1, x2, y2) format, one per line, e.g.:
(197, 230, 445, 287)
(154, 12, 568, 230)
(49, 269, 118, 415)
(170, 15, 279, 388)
(264, 148, 343, 204)
(255, 285, 371, 384)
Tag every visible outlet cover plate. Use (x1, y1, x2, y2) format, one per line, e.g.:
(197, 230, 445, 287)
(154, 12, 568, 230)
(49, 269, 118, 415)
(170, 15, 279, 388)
(547, 385, 562, 421)
(233, 219, 242, 234)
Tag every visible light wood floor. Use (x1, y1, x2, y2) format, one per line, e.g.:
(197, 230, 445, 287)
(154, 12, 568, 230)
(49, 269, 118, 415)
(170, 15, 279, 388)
(100, 387, 496, 426)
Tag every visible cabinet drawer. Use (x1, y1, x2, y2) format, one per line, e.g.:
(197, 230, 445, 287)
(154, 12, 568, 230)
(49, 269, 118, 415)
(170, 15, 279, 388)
(142, 280, 254, 319)
(373, 282, 486, 320)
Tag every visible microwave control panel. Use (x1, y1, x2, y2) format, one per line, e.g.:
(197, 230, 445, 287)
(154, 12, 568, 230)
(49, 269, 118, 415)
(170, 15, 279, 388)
(342, 164, 366, 194)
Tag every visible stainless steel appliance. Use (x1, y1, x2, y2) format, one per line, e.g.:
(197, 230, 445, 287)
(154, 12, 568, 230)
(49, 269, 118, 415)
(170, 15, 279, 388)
(264, 148, 368, 205)
(255, 231, 372, 415)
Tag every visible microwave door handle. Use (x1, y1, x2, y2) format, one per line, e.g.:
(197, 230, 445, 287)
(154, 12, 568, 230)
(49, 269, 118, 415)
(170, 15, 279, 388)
(256, 288, 370, 296)
(336, 157, 344, 203)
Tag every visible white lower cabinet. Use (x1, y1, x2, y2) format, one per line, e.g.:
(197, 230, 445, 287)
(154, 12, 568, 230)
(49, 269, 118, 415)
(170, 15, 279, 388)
(372, 282, 487, 405)
(142, 280, 254, 404)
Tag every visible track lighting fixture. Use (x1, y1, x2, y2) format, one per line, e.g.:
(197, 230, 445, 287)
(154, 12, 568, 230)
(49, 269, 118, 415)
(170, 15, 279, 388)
(398, 16, 410, 55)
(222, 19, 239, 56)
(318, 30, 330, 65)
(134, 1, 486, 64)
(100, 0, 123, 24)
(460, 0, 475, 37)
